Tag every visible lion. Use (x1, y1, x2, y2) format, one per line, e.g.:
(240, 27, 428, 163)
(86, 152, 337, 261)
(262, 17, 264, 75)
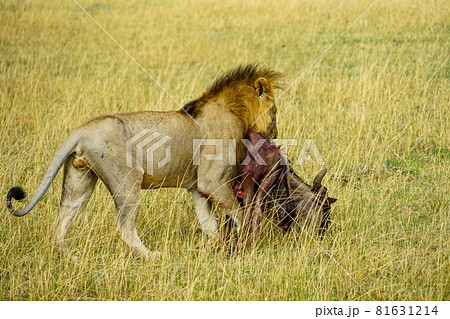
(6, 64, 281, 260)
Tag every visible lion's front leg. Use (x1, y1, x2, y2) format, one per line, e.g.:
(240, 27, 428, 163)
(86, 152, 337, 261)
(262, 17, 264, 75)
(196, 151, 243, 247)
(189, 188, 218, 237)
(197, 182, 246, 251)
(196, 180, 243, 232)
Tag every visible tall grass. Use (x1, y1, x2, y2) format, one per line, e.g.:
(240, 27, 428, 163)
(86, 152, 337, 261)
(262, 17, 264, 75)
(0, 0, 448, 300)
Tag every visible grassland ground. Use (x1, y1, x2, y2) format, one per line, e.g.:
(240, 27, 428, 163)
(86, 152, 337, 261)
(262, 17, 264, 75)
(0, 0, 448, 300)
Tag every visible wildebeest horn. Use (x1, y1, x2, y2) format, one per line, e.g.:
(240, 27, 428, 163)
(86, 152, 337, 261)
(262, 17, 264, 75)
(312, 166, 327, 190)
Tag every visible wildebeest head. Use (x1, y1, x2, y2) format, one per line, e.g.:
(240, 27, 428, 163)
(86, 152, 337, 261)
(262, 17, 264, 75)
(269, 166, 337, 233)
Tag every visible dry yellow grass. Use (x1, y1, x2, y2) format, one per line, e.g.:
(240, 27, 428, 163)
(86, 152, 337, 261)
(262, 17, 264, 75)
(0, 0, 448, 300)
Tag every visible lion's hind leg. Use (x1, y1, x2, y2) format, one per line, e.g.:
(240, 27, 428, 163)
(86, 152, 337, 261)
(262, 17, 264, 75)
(93, 157, 152, 260)
(55, 156, 98, 257)
(113, 193, 151, 261)
(107, 173, 152, 261)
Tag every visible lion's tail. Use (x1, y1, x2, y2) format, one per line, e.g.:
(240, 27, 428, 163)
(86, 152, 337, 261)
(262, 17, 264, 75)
(6, 134, 79, 217)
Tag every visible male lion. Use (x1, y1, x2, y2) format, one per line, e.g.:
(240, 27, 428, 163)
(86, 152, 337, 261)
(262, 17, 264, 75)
(6, 64, 281, 260)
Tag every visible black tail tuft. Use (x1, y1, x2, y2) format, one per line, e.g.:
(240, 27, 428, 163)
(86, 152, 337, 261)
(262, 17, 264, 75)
(6, 186, 27, 216)
(7, 186, 26, 202)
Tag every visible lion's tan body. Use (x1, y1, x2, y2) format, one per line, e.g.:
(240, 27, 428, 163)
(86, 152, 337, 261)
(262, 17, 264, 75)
(78, 111, 200, 189)
(6, 65, 281, 260)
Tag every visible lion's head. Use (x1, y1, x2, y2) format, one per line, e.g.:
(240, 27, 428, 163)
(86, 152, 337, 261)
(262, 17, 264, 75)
(182, 64, 282, 140)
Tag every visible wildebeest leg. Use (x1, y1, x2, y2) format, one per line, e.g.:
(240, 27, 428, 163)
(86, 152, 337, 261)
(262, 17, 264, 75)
(189, 189, 218, 237)
(223, 214, 233, 243)
(253, 168, 282, 242)
(236, 182, 256, 251)
(55, 157, 98, 257)
(236, 207, 251, 251)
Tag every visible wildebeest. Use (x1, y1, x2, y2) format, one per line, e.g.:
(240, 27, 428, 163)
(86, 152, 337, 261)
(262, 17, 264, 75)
(233, 132, 337, 249)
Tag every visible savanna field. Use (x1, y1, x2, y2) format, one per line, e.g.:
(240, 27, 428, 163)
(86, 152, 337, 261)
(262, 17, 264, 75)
(0, 0, 448, 300)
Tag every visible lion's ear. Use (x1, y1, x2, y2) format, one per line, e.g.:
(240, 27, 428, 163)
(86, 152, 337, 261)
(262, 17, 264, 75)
(254, 77, 270, 98)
